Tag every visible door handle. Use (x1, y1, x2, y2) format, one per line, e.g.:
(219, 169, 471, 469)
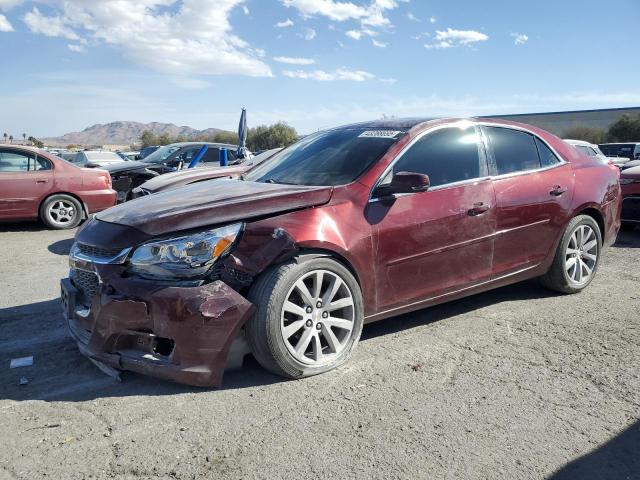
(549, 185, 566, 196)
(468, 202, 490, 216)
(36, 179, 48, 184)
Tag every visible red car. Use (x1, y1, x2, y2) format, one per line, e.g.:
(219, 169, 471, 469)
(61, 118, 621, 387)
(0, 145, 116, 229)
(620, 165, 640, 227)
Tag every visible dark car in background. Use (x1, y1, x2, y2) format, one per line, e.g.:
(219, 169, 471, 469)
(131, 148, 282, 198)
(620, 165, 640, 227)
(0, 145, 116, 229)
(599, 143, 640, 167)
(61, 118, 620, 388)
(138, 146, 159, 160)
(104, 142, 244, 201)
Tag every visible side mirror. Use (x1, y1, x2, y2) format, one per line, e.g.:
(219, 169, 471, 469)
(374, 171, 430, 198)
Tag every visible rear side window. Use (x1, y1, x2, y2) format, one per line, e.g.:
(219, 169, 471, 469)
(535, 138, 561, 166)
(0, 150, 35, 172)
(485, 127, 540, 175)
(35, 156, 52, 170)
(392, 126, 483, 187)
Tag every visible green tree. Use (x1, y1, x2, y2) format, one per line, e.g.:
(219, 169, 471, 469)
(247, 122, 298, 151)
(157, 133, 172, 145)
(213, 131, 240, 144)
(2, 133, 7, 143)
(562, 126, 606, 144)
(140, 130, 158, 147)
(8, 135, 13, 144)
(28, 136, 44, 148)
(607, 114, 640, 142)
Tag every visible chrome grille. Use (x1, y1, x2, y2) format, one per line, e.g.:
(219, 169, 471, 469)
(76, 243, 124, 259)
(70, 268, 100, 307)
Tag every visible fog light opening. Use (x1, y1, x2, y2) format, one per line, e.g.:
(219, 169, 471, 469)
(153, 337, 175, 357)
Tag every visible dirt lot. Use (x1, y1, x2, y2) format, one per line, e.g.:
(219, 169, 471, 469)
(0, 222, 638, 480)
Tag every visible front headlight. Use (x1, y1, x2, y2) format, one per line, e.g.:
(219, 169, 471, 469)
(128, 223, 242, 280)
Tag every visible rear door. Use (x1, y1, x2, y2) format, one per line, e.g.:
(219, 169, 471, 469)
(483, 126, 574, 277)
(370, 125, 496, 311)
(0, 148, 54, 218)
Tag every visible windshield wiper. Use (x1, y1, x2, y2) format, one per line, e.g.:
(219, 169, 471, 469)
(263, 178, 298, 185)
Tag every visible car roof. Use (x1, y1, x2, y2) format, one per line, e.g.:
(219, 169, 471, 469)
(337, 117, 438, 130)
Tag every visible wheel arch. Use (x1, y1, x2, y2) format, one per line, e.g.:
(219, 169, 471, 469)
(577, 206, 605, 239)
(294, 247, 363, 290)
(39, 191, 89, 219)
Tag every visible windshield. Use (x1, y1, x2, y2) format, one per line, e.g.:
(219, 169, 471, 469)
(141, 145, 181, 163)
(244, 128, 405, 186)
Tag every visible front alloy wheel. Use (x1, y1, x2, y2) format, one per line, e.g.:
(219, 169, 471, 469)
(246, 257, 364, 379)
(281, 269, 355, 365)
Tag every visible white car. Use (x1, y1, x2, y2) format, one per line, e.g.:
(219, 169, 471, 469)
(564, 139, 617, 166)
(74, 150, 125, 167)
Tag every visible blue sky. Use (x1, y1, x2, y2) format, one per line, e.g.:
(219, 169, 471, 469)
(0, 0, 639, 137)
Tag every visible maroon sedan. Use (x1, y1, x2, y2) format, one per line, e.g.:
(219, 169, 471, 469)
(61, 118, 621, 387)
(620, 165, 640, 226)
(0, 145, 116, 229)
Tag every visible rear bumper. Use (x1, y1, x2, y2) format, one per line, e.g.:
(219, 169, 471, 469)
(61, 276, 254, 387)
(79, 189, 117, 213)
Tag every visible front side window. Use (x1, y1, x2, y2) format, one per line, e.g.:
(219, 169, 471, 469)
(485, 127, 540, 175)
(535, 138, 561, 166)
(390, 126, 483, 187)
(244, 127, 405, 186)
(0, 150, 35, 172)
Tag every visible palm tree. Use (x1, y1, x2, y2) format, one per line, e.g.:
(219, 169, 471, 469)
(9, 135, 13, 144)
(2, 133, 7, 143)
(22, 133, 26, 144)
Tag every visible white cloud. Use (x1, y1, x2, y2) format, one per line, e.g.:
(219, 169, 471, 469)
(67, 43, 86, 53)
(429, 16, 436, 23)
(380, 77, 397, 84)
(0, 13, 13, 31)
(304, 27, 316, 40)
(24, 7, 79, 40)
(511, 33, 528, 45)
(407, 12, 419, 22)
(371, 39, 387, 48)
(273, 56, 315, 65)
(426, 28, 488, 49)
(18, 1, 272, 78)
(345, 29, 362, 40)
(281, 0, 398, 27)
(170, 77, 212, 89)
(283, 68, 375, 81)
(241, 5, 249, 14)
(274, 18, 294, 27)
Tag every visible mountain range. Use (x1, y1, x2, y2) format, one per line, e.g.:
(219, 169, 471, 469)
(42, 121, 228, 147)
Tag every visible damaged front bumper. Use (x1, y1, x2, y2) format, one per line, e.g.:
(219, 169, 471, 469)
(61, 275, 254, 387)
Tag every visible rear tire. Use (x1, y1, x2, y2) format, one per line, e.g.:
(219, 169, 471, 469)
(246, 257, 364, 379)
(39, 194, 83, 230)
(540, 215, 602, 294)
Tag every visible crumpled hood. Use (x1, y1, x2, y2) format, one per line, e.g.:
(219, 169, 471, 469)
(96, 179, 333, 236)
(141, 165, 246, 193)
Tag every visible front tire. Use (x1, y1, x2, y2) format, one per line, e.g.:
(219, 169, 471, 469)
(540, 215, 602, 294)
(246, 257, 364, 379)
(39, 194, 83, 230)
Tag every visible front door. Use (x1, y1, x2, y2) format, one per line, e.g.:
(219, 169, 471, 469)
(369, 125, 496, 312)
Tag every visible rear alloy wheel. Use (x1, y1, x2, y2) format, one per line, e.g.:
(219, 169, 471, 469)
(540, 215, 602, 293)
(246, 257, 363, 379)
(40, 194, 83, 229)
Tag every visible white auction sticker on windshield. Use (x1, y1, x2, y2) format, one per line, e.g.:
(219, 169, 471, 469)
(358, 130, 404, 139)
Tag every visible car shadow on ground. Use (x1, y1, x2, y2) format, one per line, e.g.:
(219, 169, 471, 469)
(0, 221, 48, 232)
(546, 419, 639, 480)
(48, 238, 75, 255)
(613, 226, 640, 248)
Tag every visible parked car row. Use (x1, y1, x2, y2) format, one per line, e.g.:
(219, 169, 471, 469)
(52, 117, 623, 388)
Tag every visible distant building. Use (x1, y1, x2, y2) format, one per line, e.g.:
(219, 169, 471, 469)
(101, 144, 132, 152)
(486, 107, 640, 136)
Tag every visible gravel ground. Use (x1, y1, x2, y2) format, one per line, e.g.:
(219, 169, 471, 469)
(0, 222, 638, 480)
